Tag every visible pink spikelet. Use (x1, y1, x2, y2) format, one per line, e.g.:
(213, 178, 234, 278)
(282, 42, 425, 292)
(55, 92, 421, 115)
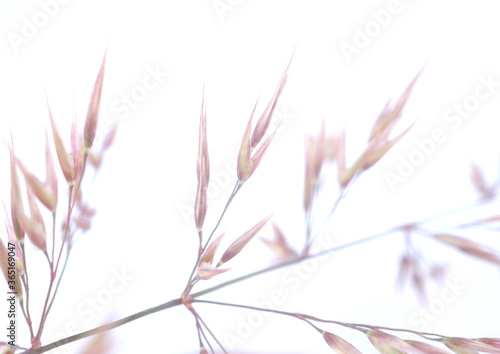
(194, 89, 210, 231)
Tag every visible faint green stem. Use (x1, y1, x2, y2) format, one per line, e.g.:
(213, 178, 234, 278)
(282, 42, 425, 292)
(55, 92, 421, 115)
(305, 185, 347, 254)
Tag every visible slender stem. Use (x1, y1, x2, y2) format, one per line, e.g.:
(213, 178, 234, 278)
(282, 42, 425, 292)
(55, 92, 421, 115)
(192, 299, 448, 339)
(53, 186, 73, 277)
(18, 299, 34, 340)
(25, 197, 494, 352)
(23, 298, 183, 354)
(19, 243, 34, 339)
(197, 313, 227, 354)
(35, 187, 72, 341)
(195, 323, 204, 350)
(184, 231, 203, 292)
(185, 181, 241, 291)
(44, 246, 71, 322)
(203, 181, 241, 251)
(198, 322, 214, 354)
(37, 161, 89, 340)
(306, 185, 347, 253)
(50, 211, 56, 265)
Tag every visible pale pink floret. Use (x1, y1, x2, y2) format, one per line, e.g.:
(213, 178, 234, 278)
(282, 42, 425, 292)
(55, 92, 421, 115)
(434, 234, 500, 266)
(194, 90, 210, 231)
(250, 53, 292, 149)
(441, 337, 500, 353)
(237, 99, 257, 183)
(16, 158, 57, 212)
(237, 54, 293, 183)
(24, 187, 47, 250)
(218, 213, 274, 266)
(3, 209, 24, 276)
(368, 67, 422, 143)
(364, 329, 416, 353)
(470, 162, 495, 199)
(335, 69, 422, 188)
(9, 143, 25, 242)
(0, 241, 23, 300)
(200, 233, 224, 265)
(84, 51, 107, 150)
(304, 122, 326, 212)
(404, 339, 449, 353)
(47, 94, 74, 185)
(196, 262, 230, 280)
(260, 222, 297, 261)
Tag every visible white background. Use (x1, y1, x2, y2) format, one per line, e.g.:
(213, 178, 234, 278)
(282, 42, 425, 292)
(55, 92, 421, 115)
(0, 0, 500, 353)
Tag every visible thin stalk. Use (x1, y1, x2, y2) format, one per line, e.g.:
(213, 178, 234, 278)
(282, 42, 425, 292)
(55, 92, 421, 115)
(185, 181, 241, 290)
(19, 243, 34, 339)
(198, 323, 214, 354)
(203, 181, 241, 250)
(44, 246, 71, 321)
(184, 230, 203, 292)
(195, 323, 204, 350)
(18, 299, 34, 340)
(35, 186, 72, 341)
(50, 211, 56, 266)
(23, 298, 183, 354)
(53, 186, 73, 277)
